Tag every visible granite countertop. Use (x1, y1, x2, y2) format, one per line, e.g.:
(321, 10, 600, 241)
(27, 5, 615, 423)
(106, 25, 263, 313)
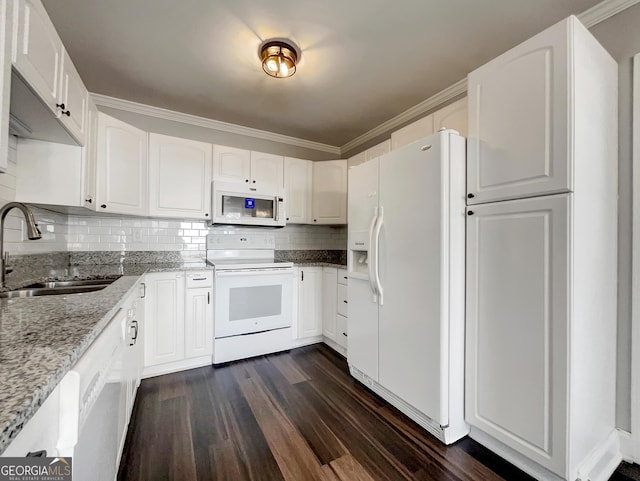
(292, 260, 347, 268)
(0, 261, 213, 454)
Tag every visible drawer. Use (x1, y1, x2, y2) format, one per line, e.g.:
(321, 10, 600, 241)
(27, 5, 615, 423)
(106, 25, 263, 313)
(337, 283, 348, 317)
(186, 271, 213, 288)
(338, 268, 348, 285)
(336, 314, 348, 349)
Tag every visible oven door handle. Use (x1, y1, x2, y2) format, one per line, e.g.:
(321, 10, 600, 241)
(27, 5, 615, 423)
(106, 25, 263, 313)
(215, 269, 295, 278)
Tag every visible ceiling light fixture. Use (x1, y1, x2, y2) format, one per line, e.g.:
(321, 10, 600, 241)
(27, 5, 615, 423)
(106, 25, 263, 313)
(260, 41, 298, 79)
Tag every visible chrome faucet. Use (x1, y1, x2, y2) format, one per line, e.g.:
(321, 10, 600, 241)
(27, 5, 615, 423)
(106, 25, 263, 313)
(0, 202, 41, 287)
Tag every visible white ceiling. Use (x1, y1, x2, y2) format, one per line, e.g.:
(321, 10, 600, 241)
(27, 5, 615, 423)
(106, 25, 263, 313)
(42, 0, 604, 148)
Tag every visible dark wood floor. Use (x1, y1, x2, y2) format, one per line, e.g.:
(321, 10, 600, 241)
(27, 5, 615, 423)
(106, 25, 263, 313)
(118, 344, 638, 481)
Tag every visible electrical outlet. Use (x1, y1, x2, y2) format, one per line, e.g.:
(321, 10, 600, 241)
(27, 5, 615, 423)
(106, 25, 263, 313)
(133, 230, 143, 242)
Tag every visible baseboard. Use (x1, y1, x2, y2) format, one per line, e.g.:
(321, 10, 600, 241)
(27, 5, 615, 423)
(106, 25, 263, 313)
(617, 429, 634, 462)
(576, 429, 623, 481)
(349, 365, 468, 445)
(322, 336, 347, 358)
(142, 355, 212, 378)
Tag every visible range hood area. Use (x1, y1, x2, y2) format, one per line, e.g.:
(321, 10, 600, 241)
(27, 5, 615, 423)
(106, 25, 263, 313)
(9, 70, 79, 146)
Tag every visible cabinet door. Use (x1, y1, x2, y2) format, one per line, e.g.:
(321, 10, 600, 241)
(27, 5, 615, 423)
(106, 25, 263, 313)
(465, 194, 568, 475)
(391, 115, 434, 151)
(298, 267, 323, 338)
(96, 113, 148, 216)
(213, 145, 250, 184)
(311, 159, 347, 224)
(58, 49, 87, 144)
(0, 0, 14, 173)
(250, 151, 284, 190)
(185, 287, 213, 359)
(83, 99, 99, 209)
(433, 98, 467, 137)
(12, 0, 62, 113)
(467, 19, 569, 204)
(284, 157, 311, 223)
(148, 133, 212, 219)
(322, 267, 337, 340)
(347, 151, 366, 169)
(144, 273, 185, 367)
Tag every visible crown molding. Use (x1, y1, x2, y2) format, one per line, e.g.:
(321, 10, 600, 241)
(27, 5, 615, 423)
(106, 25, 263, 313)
(340, 0, 639, 155)
(340, 78, 467, 154)
(91, 93, 341, 155)
(577, 0, 640, 27)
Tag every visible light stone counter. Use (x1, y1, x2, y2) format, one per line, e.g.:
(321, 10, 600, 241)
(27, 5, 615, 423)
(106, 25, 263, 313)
(0, 261, 213, 454)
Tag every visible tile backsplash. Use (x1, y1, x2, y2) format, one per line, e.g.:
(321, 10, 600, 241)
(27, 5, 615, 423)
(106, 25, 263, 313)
(6, 209, 347, 257)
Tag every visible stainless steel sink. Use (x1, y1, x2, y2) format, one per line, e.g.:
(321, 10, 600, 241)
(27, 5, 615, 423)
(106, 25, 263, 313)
(0, 277, 120, 298)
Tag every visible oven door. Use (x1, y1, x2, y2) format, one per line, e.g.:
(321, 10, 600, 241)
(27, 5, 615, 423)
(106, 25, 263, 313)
(214, 268, 294, 338)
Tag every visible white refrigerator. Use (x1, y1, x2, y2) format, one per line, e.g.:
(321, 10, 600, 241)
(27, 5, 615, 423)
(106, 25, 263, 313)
(347, 129, 468, 444)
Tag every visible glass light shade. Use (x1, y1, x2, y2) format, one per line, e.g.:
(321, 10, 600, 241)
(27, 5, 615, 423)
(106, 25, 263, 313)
(261, 41, 297, 78)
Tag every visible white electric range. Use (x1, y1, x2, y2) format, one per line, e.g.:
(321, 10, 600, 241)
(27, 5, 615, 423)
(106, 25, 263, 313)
(206, 234, 295, 364)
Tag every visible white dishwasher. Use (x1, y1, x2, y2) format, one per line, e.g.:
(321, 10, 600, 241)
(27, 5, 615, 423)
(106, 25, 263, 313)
(58, 306, 128, 481)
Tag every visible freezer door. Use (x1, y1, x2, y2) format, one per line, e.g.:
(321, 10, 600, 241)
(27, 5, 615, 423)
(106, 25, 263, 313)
(347, 278, 379, 382)
(347, 158, 379, 252)
(377, 132, 454, 426)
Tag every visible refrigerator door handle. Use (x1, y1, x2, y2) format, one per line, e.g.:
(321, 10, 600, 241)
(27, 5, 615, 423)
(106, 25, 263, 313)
(368, 207, 379, 296)
(373, 205, 384, 305)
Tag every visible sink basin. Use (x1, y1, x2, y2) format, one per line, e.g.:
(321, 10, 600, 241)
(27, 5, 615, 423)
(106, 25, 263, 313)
(0, 277, 120, 298)
(23, 279, 119, 289)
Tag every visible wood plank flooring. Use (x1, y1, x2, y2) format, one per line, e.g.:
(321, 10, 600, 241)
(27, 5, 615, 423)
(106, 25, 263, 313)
(117, 344, 637, 481)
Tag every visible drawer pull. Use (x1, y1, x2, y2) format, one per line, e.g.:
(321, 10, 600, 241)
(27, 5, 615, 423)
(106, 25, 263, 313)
(192, 277, 207, 281)
(342, 332, 347, 337)
(343, 300, 348, 304)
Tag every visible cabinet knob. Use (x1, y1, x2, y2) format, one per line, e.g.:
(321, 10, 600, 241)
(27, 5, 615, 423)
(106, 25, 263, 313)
(85, 198, 92, 204)
(313, 219, 317, 222)
(56, 103, 65, 110)
(467, 193, 475, 199)
(245, 179, 249, 183)
(467, 210, 474, 216)
(205, 213, 209, 217)
(252, 180, 256, 184)
(62, 110, 71, 117)
(342, 332, 347, 337)
(101, 204, 107, 209)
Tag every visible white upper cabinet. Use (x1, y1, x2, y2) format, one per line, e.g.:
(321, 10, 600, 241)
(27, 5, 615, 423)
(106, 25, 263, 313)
(249, 151, 284, 190)
(12, 0, 88, 145)
(433, 98, 467, 137)
(96, 113, 148, 216)
(283, 157, 312, 224)
(0, 0, 14, 173)
(12, 0, 61, 114)
(391, 115, 434, 151)
(212, 145, 250, 184)
(83, 99, 99, 209)
(312, 159, 347, 224)
(148, 133, 212, 219)
(348, 140, 390, 168)
(467, 19, 570, 204)
(57, 48, 88, 142)
(213, 145, 283, 191)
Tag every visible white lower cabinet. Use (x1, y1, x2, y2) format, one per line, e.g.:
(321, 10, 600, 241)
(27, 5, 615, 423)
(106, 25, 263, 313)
(297, 267, 323, 339)
(143, 270, 214, 377)
(322, 267, 337, 340)
(184, 287, 214, 359)
(144, 272, 185, 367)
(2, 386, 60, 457)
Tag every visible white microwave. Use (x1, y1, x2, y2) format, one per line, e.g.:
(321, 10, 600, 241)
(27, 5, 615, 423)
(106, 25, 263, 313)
(211, 181, 286, 227)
